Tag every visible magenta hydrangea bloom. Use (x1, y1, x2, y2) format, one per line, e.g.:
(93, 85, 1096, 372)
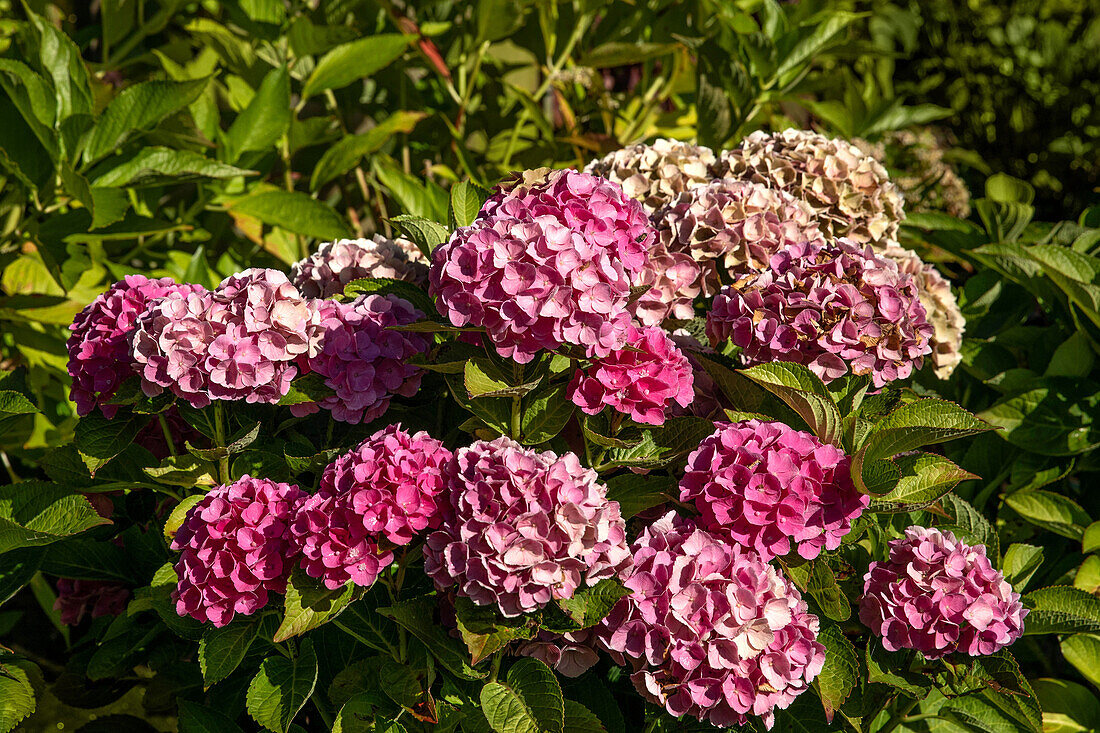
(706, 239, 933, 387)
(859, 526, 1027, 659)
(171, 475, 307, 627)
(54, 579, 129, 626)
(132, 269, 322, 408)
(291, 425, 452, 590)
(290, 294, 428, 424)
(67, 275, 203, 417)
(291, 235, 428, 298)
(679, 421, 867, 561)
(568, 325, 694, 425)
(597, 512, 825, 729)
(430, 169, 653, 363)
(424, 437, 632, 617)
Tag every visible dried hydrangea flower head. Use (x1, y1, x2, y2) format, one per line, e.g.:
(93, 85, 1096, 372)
(584, 138, 719, 213)
(568, 324, 695, 425)
(679, 420, 868, 560)
(424, 436, 632, 617)
(132, 269, 323, 407)
(718, 129, 905, 245)
(431, 169, 653, 362)
(67, 275, 203, 417)
(291, 294, 428, 424)
(706, 239, 934, 388)
(860, 526, 1027, 659)
(54, 579, 129, 626)
(292, 425, 452, 590)
(880, 240, 965, 379)
(855, 129, 971, 219)
(172, 475, 307, 627)
(291, 235, 428, 298)
(597, 512, 825, 729)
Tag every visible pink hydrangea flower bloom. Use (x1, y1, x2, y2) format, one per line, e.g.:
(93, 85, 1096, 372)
(568, 325, 695, 425)
(597, 512, 825, 729)
(291, 235, 428, 297)
(860, 526, 1027, 659)
(424, 437, 632, 617)
(679, 420, 867, 561)
(706, 239, 933, 387)
(54, 579, 129, 626)
(292, 425, 453, 590)
(171, 475, 307, 627)
(430, 169, 653, 363)
(67, 275, 203, 417)
(132, 269, 323, 407)
(291, 294, 428, 424)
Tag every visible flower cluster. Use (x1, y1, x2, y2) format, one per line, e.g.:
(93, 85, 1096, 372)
(880, 241, 965, 380)
(860, 526, 1027, 659)
(54, 579, 129, 626)
(718, 129, 905, 245)
(67, 275, 202, 417)
(597, 512, 825, 729)
(172, 476, 307, 627)
(679, 420, 867, 560)
(568, 325, 695, 425)
(291, 235, 428, 298)
(292, 426, 452, 589)
(585, 139, 719, 213)
(706, 239, 934, 387)
(291, 294, 428, 424)
(431, 169, 653, 362)
(424, 437, 631, 617)
(132, 269, 322, 408)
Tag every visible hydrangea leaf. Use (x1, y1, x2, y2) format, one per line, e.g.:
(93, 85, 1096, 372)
(246, 639, 318, 733)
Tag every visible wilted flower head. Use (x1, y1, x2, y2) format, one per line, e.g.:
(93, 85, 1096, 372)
(718, 129, 905, 244)
(856, 129, 971, 219)
(860, 526, 1026, 659)
(54, 579, 129, 626)
(568, 324, 695, 425)
(291, 235, 428, 298)
(292, 425, 452, 590)
(880, 241, 965, 379)
(172, 475, 307, 627)
(706, 239, 933, 387)
(585, 139, 719, 213)
(132, 269, 322, 408)
(424, 437, 631, 617)
(67, 275, 203, 417)
(291, 294, 428, 424)
(431, 169, 653, 362)
(597, 512, 825, 729)
(679, 420, 867, 560)
(516, 629, 601, 678)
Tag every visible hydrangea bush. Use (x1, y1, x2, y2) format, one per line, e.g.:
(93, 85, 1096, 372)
(8, 131, 1084, 733)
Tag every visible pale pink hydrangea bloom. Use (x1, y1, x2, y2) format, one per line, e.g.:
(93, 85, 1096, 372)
(172, 475, 307, 627)
(424, 437, 632, 617)
(597, 512, 825, 729)
(860, 526, 1027, 659)
(679, 420, 867, 560)
(291, 235, 428, 298)
(568, 325, 694, 425)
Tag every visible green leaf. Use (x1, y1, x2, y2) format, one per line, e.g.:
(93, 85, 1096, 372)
(1085, 522, 1100, 554)
(246, 639, 319, 733)
(979, 380, 1100, 457)
(83, 76, 210, 164)
(178, 700, 247, 733)
(373, 157, 448, 221)
(604, 417, 717, 470)
(0, 59, 58, 157)
(199, 617, 261, 687)
(40, 539, 131, 582)
(0, 481, 110, 554)
(986, 173, 1036, 205)
(562, 702, 607, 733)
(804, 560, 851, 622)
(1023, 586, 1100, 635)
(869, 453, 977, 513)
(275, 569, 358, 642)
(741, 362, 842, 446)
(865, 642, 931, 696)
(377, 596, 486, 680)
(941, 494, 1000, 559)
(342, 276, 436, 316)
(465, 358, 519, 397)
(311, 111, 426, 190)
(1034, 679, 1100, 733)
(480, 657, 564, 733)
(389, 215, 451, 257)
(0, 655, 36, 733)
(521, 383, 574, 445)
(453, 597, 534, 665)
(553, 578, 630, 630)
(1006, 489, 1091, 540)
(90, 147, 253, 187)
(0, 391, 36, 415)
(813, 624, 858, 722)
(133, 562, 203, 640)
(1002, 544, 1044, 592)
(277, 372, 336, 406)
(446, 372, 512, 437)
(229, 190, 348, 241)
(450, 181, 489, 228)
(225, 65, 291, 162)
(0, 549, 41, 606)
(1061, 635, 1100, 691)
(578, 42, 678, 67)
(604, 473, 675, 519)
(74, 411, 144, 474)
(27, 7, 93, 122)
(302, 34, 412, 98)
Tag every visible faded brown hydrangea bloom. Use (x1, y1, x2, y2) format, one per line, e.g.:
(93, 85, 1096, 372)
(856, 129, 972, 219)
(585, 139, 719, 213)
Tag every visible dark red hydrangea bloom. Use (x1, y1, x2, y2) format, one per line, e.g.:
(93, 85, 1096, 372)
(54, 579, 129, 626)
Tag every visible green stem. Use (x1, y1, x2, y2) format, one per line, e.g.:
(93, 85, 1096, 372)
(489, 652, 504, 682)
(510, 362, 523, 440)
(642, 718, 659, 733)
(157, 413, 178, 457)
(214, 402, 229, 484)
(879, 697, 920, 733)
